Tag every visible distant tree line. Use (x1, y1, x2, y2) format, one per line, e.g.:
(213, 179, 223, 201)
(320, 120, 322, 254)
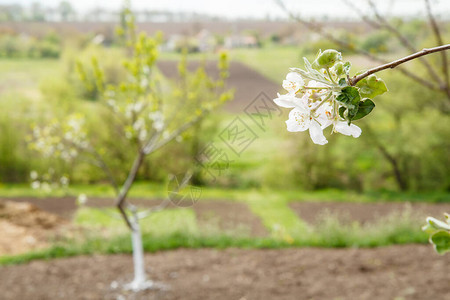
(0, 1, 225, 23)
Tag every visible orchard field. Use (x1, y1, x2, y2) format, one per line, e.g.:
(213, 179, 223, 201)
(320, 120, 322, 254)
(0, 3, 449, 298)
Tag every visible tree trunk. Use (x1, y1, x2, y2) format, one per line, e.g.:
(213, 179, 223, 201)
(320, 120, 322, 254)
(376, 144, 408, 191)
(124, 210, 154, 291)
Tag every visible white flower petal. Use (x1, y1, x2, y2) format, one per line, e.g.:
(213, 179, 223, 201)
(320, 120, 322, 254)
(315, 102, 334, 129)
(282, 72, 304, 94)
(335, 122, 362, 138)
(286, 108, 311, 132)
(274, 93, 297, 108)
(286, 72, 303, 84)
(309, 120, 328, 145)
(307, 80, 329, 88)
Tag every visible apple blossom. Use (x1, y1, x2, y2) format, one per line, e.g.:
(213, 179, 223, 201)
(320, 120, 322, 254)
(274, 49, 387, 145)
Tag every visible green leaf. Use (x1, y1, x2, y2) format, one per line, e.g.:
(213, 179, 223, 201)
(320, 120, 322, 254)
(352, 99, 375, 121)
(336, 86, 360, 108)
(356, 74, 388, 98)
(338, 106, 346, 119)
(338, 78, 347, 87)
(336, 86, 361, 124)
(430, 230, 450, 255)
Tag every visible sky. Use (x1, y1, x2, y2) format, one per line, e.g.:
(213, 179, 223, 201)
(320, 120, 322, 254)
(2, 0, 450, 20)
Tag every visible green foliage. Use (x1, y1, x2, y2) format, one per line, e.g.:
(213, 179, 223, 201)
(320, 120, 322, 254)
(360, 31, 391, 53)
(0, 32, 62, 59)
(0, 31, 447, 194)
(63, 46, 126, 101)
(352, 99, 375, 121)
(429, 231, 450, 254)
(336, 86, 361, 122)
(27, 6, 233, 190)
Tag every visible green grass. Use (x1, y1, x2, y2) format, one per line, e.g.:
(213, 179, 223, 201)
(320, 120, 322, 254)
(230, 45, 303, 83)
(244, 191, 309, 238)
(75, 207, 199, 235)
(1, 182, 448, 203)
(0, 58, 60, 94)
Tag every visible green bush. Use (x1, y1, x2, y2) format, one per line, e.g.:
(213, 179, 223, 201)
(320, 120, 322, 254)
(360, 31, 391, 53)
(0, 32, 62, 59)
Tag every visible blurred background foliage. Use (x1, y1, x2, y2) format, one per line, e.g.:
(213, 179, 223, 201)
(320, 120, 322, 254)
(0, 10, 448, 195)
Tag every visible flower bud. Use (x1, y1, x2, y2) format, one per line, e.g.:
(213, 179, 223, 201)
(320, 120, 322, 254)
(333, 62, 344, 76)
(313, 49, 342, 69)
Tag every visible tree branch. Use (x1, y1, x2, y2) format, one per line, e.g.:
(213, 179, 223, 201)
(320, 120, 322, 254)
(114, 150, 146, 230)
(349, 44, 450, 86)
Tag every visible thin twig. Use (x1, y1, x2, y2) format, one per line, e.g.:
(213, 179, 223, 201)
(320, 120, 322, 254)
(349, 44, 450, 85)
(341, 0, 382, 29)
(136, 171, 193, 219)
(424, 0, 449, 96)
(274, 0, 441, 92)
(367, 0, 443, 86)
(148, 113, 206, 155)
(89, 148, 120, 194)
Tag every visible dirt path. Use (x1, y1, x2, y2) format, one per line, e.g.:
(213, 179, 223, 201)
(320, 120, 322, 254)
(157, 61, 280, 112)
(0, 245, 448, 300)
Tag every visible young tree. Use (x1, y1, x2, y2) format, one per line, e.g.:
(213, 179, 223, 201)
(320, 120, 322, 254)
(30, 6, 232, 291)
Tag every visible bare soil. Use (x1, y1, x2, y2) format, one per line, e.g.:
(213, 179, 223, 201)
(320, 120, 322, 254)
(290, 202, 450, 225)
(0, 200, 67, 256)
(0, 245, 448, 300)
(1, 198, 449, 299)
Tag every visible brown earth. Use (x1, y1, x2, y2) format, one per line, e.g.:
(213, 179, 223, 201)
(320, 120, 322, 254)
(157, 61, 281, 112)
(0, 245, 448, 300)
(290, 202, 450, 225)
(0, 200, 67, 256)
